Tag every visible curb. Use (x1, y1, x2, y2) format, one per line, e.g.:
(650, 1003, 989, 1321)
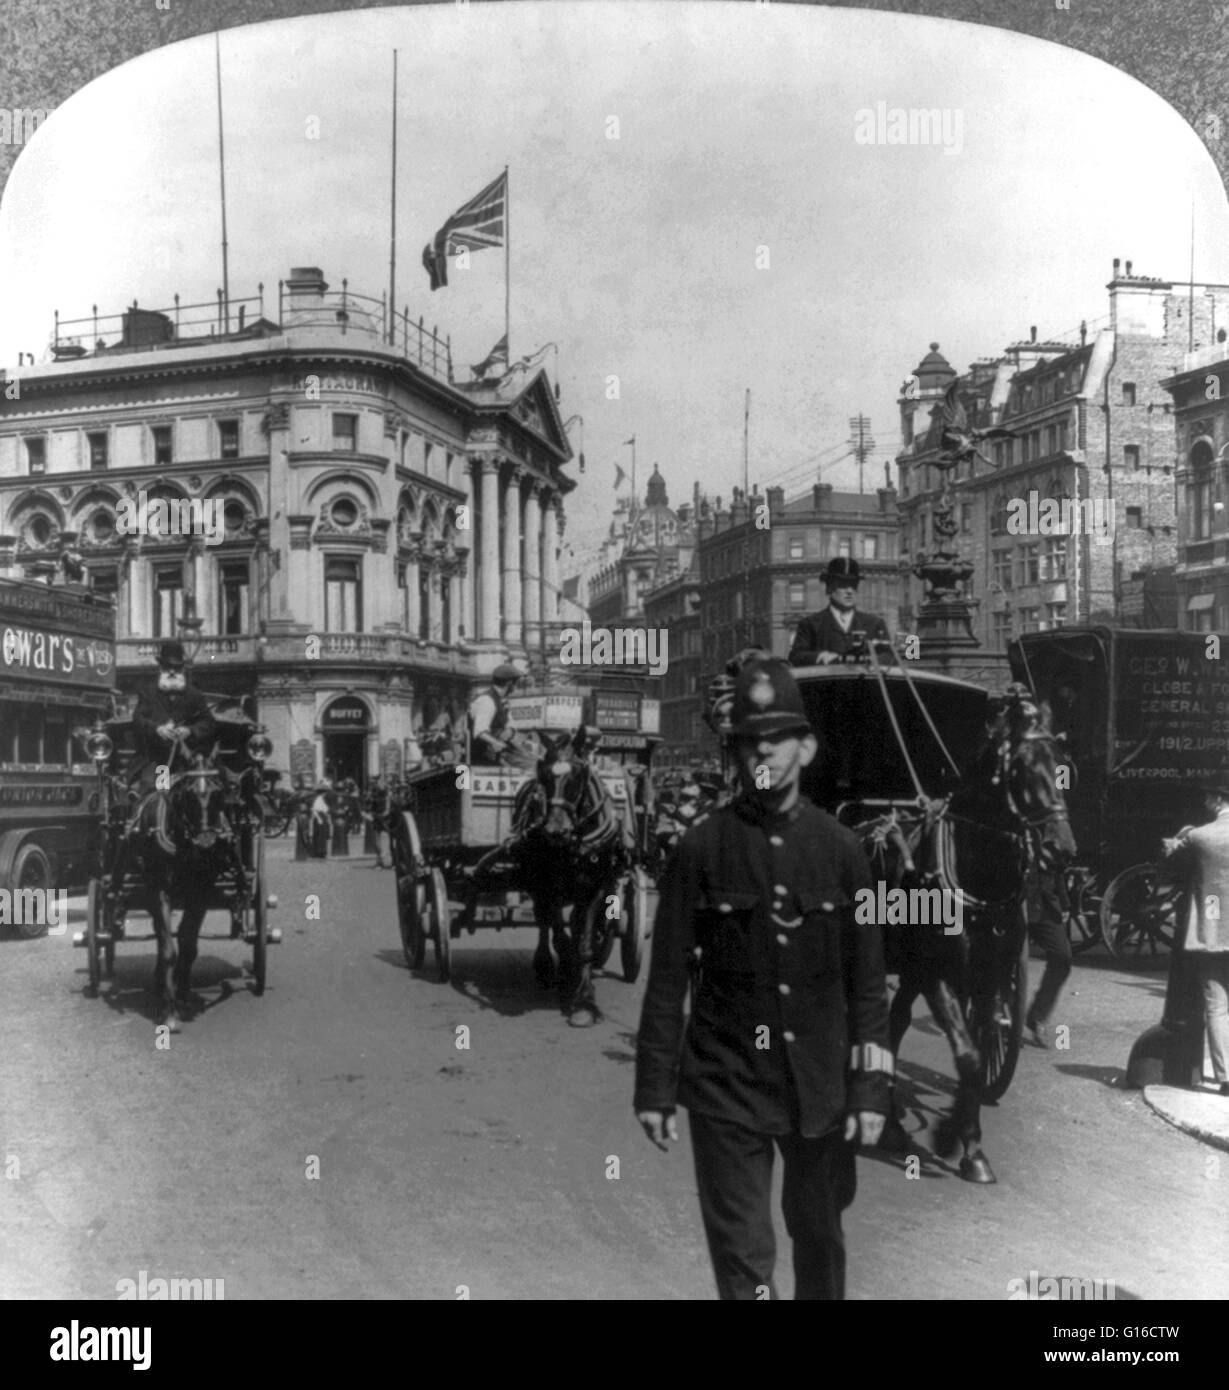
(1142, 1084, 1229, 1154)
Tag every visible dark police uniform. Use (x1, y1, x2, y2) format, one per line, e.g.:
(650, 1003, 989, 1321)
(635, 661, 892, 1300)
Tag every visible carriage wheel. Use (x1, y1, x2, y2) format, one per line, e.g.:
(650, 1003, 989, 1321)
(620, 866, 652, 984)
(85, 877, 104, 997)
(1064, 866, 1103, 955)
(976, 925, 1028, 1103)
(1100, 863, 1180, 963)
(251, 832, 269, 996)
(592, 889, 617, 971)
(390, 812, 426, 970)
(428, 867, 452, 983)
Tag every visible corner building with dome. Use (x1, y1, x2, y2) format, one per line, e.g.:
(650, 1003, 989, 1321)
(0, 267, 577, 786)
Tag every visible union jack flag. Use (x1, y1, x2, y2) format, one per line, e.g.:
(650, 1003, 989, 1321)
(422, 171, 506, 291)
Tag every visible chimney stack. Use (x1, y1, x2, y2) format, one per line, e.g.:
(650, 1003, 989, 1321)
(1080, 319, 1087, 346)
(1030, 325, 1037, 343)
(1125, 260, 1133, 277)
(1113, 257, 1121, 277)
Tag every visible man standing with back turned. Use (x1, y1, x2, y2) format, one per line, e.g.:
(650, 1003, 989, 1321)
(634, 657, 892, 1299)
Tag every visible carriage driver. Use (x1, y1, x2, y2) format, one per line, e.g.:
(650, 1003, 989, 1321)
(129, 640, 217, 793)
(467, 664, 532, 766)
(788, 557, 889, 666)
(635, 657, 892, 1300)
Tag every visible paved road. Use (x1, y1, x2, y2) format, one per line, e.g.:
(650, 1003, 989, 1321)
(3, 839, 1226, 1300)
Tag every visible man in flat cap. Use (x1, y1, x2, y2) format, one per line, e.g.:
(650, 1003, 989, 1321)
(1162, 778, 1229, 1097)
(788, 557, 889, 666)
(129, 640, 217, 792)
(467, 663, 532, 766)
(635, 656, 891, 1299)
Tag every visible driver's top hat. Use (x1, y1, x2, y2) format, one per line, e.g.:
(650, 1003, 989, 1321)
(822, 556, 861, 588)
(157, 640, 187, 670)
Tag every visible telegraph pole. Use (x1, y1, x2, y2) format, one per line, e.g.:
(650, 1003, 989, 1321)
(848, 414, 875, 494)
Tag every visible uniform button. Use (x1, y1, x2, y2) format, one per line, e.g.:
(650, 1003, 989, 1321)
(774, 883, 788, 895)
(783, 1030, 796, 1043)
(717, 902, 733, 914)
(821, 901, 835, 912)
(769, 835, 784, 846)
(778, 982, 790, 996)
(776, 934, 789, 946)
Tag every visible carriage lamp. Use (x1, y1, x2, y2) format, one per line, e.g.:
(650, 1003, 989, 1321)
(247, 729, 273, 763)
(86, 722, 114, 764)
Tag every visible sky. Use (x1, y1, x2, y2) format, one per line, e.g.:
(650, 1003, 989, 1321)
(1, 1, 1227, 566)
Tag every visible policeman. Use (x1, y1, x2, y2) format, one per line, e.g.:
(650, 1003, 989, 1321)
(635, 657, 891, 1300)
(129, 640, 216, 792)
(788, 557, 889, 666)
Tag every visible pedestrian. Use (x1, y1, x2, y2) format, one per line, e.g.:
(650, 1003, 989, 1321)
(635, 657, 892, 1300)
(1161, 780, 1229, 1097)
(367, 775, 392, 869)
(787, 557, 889, 666)
(310, 780, 333, 859)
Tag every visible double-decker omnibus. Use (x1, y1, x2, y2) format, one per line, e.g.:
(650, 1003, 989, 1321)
(0, 575, 117, 936)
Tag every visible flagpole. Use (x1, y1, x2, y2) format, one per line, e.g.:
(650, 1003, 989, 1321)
(215, 32, 230, 334)
(388, 49, 398, 347)
(504, 165, 511, 363)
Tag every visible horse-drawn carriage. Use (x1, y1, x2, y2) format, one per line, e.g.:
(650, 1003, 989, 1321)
(1009, 627, 1229, 964)
(389, 687, 658, 1013)
(703, 642, 1066, 1181)
(72, 695, 281, 1022)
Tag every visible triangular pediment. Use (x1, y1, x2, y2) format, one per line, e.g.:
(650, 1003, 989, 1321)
(500, 368, 572, 459)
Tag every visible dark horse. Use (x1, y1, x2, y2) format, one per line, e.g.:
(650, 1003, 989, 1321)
(853, 691, 1069, 1183)
(115, 746, 236, 1030)
(505, 727, 629, 1027)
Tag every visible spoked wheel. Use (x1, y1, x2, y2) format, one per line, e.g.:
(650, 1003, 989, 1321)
(85, 877, 103, 997)
(972, 925, 1028, 1103)
(251, 833, 269, 996)
(619, 866, 652, 984)
(592, 887, 617, 971)
(390, 812, 426, 970)
(1064, 866, 1103, 955)
(428, 867, 452, 983)
(1101, 863, 1181, 963)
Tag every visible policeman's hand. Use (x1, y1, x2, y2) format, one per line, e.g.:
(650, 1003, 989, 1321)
(816, 651, 840, 665)
(156, 722, 177, 741)
(636, 1110, 678, 1152)
(844, 1111, 886, 1147)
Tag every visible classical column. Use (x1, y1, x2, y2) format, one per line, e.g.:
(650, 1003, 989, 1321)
(477, 457, 501, 642)
(543, 495, 561, 626)
(458, 467, 475, 642)
(522, 482, 542, 653)
(501, 466, 523, 648)
(404, 536, 422, 639)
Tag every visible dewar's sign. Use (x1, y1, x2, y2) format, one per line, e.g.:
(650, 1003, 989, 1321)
(0, 622, 115, 689)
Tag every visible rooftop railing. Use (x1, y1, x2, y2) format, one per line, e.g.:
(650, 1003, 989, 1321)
(50, 280, 454, 384)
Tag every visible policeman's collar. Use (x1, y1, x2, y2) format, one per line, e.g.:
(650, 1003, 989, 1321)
(734, 791, 804, 827)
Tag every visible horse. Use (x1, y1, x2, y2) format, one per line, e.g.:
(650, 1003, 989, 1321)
(852, 692, 1070, 1183)
(113, 745, 237, 1030)
(505, 727, 630, 1027)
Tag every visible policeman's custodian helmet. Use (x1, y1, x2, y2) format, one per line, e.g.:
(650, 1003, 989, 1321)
(729, 658, 812, 739)
(822, 556, 862, 588)
(157, 640, 187, 670)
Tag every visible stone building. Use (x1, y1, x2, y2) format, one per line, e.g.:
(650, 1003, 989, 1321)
(1161, 340, 1229, 633)
(641, 554, 703, 771)
(0, 266, 576, 785)
(696, 480, 899, 669)
(896, 262, 1229, 660)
